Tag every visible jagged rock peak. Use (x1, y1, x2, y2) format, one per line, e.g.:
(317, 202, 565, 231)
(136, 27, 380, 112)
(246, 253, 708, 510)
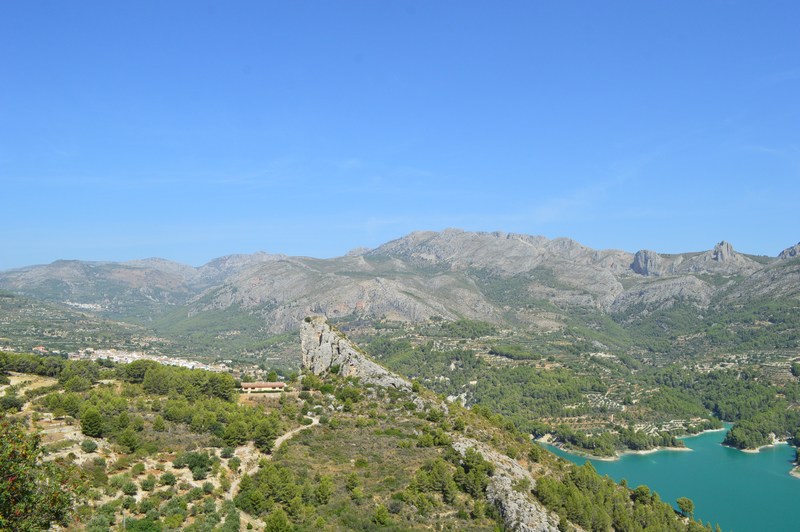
(712, 241, 735, 262)
(779, 242, 800, 260)
(300, 316, 411, 390)
(631, 249, 664, 276)
(345, 247, 370, 257)
(200, 251, 280, 270)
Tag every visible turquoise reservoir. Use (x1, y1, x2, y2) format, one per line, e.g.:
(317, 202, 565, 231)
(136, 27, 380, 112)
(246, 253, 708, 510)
(546, 428, 798, 532)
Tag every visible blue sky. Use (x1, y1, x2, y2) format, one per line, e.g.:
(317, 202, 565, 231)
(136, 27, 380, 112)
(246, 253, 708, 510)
(2, 1, 798, 269)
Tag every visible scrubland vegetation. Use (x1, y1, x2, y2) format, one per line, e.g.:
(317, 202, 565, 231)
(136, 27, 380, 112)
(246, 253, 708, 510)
(1, 349, 721, 530)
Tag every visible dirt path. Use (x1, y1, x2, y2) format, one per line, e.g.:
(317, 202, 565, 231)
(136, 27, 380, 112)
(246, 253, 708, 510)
(271, 416, 320, 453)
(228, 416, 320, 531)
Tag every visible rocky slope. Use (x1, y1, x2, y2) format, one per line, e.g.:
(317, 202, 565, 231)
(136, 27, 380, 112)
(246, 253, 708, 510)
(779, 243, 800, 260)
(452, 437, 559, 531)
(0, 229, 797, 340)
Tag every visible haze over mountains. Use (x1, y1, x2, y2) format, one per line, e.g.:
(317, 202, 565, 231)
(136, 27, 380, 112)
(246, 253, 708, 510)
(2, 229, 798, 340)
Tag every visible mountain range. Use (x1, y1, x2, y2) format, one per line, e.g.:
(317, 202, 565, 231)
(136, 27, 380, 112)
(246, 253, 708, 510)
(2, 229, 799, 361)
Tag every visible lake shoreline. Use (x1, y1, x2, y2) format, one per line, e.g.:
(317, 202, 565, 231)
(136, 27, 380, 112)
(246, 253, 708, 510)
(539, 426, 726, 462)
(539, 440, 692, 462)
(549, 426, 800, 531)
(722, 438, 789, 454)
(679, 426, 727, 437)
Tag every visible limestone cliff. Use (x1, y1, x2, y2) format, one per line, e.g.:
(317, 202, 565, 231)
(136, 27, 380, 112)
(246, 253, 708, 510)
(631, 249, 664, 276)
(300, 316, 411, 390)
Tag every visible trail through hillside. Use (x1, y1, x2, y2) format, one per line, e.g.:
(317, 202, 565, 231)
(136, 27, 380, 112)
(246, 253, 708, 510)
(227, 416, 320, 531)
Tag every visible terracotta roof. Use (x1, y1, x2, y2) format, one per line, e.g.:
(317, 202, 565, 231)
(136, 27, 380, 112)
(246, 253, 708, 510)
(241, 381, 286, 388)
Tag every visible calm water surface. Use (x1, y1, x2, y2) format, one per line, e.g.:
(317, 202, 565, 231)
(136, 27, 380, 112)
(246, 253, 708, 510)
(547, 428, 798, 532)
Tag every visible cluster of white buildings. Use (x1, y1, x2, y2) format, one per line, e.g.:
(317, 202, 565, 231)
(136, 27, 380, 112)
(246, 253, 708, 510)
(69, 348, 231, 374)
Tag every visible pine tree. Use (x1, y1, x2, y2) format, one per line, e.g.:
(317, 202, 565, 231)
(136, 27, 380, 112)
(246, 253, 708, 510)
(81, 407, 103, 437)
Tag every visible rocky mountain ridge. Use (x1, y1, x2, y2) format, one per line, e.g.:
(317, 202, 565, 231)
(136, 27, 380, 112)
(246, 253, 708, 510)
(1, 229, 797, 338)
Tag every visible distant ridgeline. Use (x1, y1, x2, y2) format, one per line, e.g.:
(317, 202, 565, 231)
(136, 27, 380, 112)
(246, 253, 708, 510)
(0, 231, 797, 359)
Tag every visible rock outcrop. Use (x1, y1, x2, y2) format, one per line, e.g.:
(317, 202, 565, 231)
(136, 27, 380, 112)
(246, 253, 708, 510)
(631, 249, 664, 276)
(300, 316, 411, 390)
(669, 240, 761, 275)
(452, 437, 559, 532)
(779, 243, 800, 260)
(712, 241, 735, 262)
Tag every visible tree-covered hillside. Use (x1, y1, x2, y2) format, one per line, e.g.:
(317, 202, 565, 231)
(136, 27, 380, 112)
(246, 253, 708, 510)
(1, 349, 718, 531)
(359, 317, 800, 457)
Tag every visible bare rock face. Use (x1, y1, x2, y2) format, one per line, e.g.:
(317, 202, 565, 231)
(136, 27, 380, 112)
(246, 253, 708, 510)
(672, 240, 760, 275)
(779, 243, 800, 260)
(631, 250, 664, 276)
(452, 438, 559, 532)
(712, 241, 735, 262)
(300, 316, 411, 390)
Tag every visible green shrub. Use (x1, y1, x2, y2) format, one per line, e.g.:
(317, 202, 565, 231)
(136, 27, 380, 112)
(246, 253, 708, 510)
(372, 504, 390, 525)
(122, 481, 138, 496)
(140, 474, 156, 491)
